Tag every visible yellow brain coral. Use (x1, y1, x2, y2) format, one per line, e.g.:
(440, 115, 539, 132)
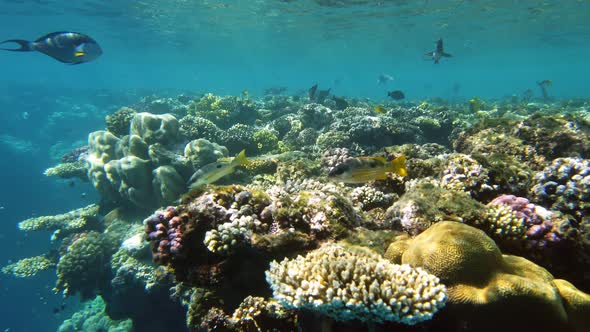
(391, 221, 590, 332)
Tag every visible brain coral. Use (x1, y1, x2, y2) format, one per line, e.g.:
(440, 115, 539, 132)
(391, 221, 590, 332)
(265, 243, 447, 325)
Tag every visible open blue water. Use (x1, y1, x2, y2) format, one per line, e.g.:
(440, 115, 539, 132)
(0, 1, 589, 331)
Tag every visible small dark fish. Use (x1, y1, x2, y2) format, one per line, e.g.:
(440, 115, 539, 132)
(378, 73, 394, 85)
(264, 86, 287, 95)
(308, 83, 318, 100)
(68, 180, 75, 187)
(317, 89, 331, 103)
(0, 31, 102, 64)
(332, 95, 348, 110)
(52, 303, 66, 314)
(425, 38, 451, 64)
(387, 90, 405, 100)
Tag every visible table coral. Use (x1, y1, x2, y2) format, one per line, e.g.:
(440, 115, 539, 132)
(265, 243, 447, 324)
(1, 255, 56, 278)
(18, 204, 100, 238)
(44, 161, 88, 180)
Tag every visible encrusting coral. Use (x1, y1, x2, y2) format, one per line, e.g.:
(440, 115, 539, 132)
(266, 243, 447, 325)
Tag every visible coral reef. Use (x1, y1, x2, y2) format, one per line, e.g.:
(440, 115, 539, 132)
(266, 243, 447, 324)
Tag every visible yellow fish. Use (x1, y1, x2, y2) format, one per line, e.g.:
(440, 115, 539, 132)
(373, 105, 387, 114)
(328, 155, 407, 183)
(188, 150, 249, 190)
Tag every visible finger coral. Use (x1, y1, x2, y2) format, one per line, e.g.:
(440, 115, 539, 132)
(265, 243, 447, 325)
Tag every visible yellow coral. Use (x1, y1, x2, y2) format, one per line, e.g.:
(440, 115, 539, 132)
(395, 221, 590, 332)
(2, 255, 55, 278)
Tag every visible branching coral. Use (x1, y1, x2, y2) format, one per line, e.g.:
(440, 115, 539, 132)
(266, 243, 447, 324)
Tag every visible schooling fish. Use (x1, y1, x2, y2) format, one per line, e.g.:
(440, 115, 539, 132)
(188, 150, 249, 190)
(425, 38, 451, 64)
(328, 155, 407, 183)
(0, 31, 102, 64)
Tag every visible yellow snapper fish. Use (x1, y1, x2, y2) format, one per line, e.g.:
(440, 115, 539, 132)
(328, 154, 407, 183)
(188, 149, 249, 190)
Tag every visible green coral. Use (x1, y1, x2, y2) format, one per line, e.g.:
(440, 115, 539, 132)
(105, 107, 137, 137)
(2, 255, 56, 278)
(316, 130, 351, 150)
(44, 161, 88, 180)
(179, 115, 222, 142)
(55, 231, 112, 298)
(252, 128, 279, 153)
(57, 296, 133, 332)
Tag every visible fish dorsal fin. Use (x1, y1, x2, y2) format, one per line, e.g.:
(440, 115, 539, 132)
(359, 156, 386, 163)
(35, 31, 71, 42)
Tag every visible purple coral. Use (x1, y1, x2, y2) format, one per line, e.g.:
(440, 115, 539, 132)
(144, 206, 184, 263)
(61, 145, 89, 163)
(487, 194, 561, 249)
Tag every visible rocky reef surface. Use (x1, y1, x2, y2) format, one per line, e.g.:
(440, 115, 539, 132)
(6, 93, 590, 332)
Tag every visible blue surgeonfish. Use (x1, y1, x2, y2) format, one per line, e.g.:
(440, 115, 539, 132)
(0, 31, 102, 64)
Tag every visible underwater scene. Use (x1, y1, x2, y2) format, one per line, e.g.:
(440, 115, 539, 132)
(1, 1, 590, 331)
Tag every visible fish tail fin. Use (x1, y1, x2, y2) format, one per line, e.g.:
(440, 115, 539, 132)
(0, 39, 33, 51)
(442, 52, 452, 57)
(389, 154, 407, 177)
(233, 149, 249, 166)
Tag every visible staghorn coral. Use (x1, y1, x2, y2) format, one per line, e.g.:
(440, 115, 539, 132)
(1, 255, 56, 278)
(393, 221, 590, 332)
(265, 243, 447, 324)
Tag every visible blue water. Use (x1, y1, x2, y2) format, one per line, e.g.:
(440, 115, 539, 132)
(1, 1, 589, 331)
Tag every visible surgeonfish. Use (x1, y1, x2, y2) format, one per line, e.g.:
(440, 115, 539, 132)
(425, 38, 451, 64)
(0, 31, 102, 64)
(328, 155, 407, 183)
(188, 149, 249, 190)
